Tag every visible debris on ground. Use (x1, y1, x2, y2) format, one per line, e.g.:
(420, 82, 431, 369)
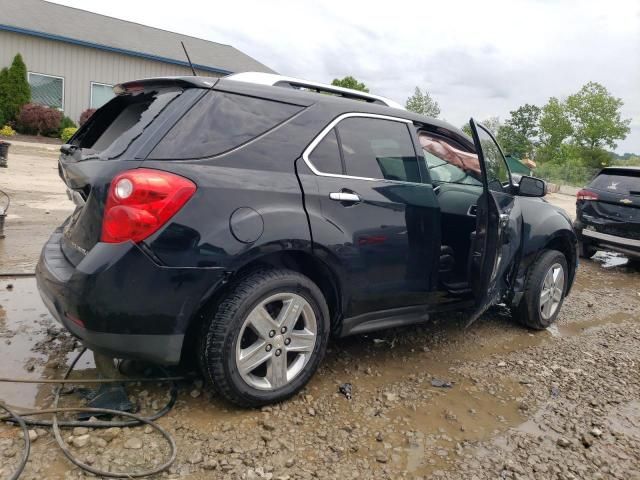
(338, 382, 352, 400)
(431, 378, 454, 388)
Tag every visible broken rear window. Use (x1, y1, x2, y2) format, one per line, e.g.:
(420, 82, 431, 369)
(71, 88, 182, 160)
(589, 170, 640, 195)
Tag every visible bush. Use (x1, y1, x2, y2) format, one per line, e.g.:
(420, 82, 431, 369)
(60, 116, 77, 131)
(16, 103, 63, 136)
(0, 125, 16, 137)
(535, 158, 598, 187)
(79, 108, 96, 126)
(4, 54, 31, 121)
(60, 127, 78, 143)
(0, 68, 9, 126)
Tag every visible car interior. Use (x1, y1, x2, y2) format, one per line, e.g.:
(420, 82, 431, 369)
(418, 130, 484, 292)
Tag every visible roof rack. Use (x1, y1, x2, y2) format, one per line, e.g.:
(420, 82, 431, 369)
(226, 72, 404, 109)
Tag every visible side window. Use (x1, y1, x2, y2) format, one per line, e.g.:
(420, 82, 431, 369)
(150, 91, 303, 159)
(336, 117, 421, 183)
(309, 128, 342, 174)
(419, 132, 482, 186)
(475, 126, 511, 192)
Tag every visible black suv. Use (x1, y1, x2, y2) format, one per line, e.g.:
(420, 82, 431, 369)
(575, 166, 640, 259)
(36, 73, 577, 406)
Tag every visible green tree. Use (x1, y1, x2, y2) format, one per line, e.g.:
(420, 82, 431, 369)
(0, 67, 9, 126)
(5, 54, 31, 121)
(565, 81, 630, 168)
(405, 87, 441, 117)
(537, 97, 573, 163)
(496, 104, 541, 158)
(331, 76, 369, 93)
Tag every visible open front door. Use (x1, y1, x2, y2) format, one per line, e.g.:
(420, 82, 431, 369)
(466, 119, 521, 326)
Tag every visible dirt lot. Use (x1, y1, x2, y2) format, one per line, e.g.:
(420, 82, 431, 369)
(1, 145, 639, 479)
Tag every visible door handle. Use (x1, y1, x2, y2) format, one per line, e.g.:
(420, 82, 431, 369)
(499, 213, 510, 228)
(329, 192, 361, 203)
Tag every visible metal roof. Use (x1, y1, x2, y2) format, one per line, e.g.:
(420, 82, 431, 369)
(0, 0, 275, 75)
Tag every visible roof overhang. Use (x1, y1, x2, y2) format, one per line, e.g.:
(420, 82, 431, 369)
(0, 23, 234, 75)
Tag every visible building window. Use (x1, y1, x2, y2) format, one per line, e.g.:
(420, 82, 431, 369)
(90, 82, 115, 109)
(28, 72, 64, 110)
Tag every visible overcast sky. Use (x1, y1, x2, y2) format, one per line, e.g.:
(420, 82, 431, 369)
(52, 0, 640, 153)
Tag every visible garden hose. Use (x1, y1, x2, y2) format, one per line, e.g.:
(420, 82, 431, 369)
(0, 402, 30, 480)
(0, 348, 185, 478)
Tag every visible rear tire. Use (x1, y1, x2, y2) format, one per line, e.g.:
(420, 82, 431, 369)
(200, 268, 330, 407)
(513, 249, 568, 330)
(578, 241, 597, 259)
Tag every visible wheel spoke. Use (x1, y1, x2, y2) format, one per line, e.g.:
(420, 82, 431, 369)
(552, 266, 562, 285)
(287, 330, 316, 353)
(266, 352, 288, 389)
(540, 289, 552, 306)
(248, 305, 278, 339)
(277, 296, 305, 330)
(553, 287, 563, 302)
(238, 341, 270, 374)
(542, 296, 553, 317)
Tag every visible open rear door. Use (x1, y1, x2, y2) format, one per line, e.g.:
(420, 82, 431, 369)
(466, 119, 521, 326)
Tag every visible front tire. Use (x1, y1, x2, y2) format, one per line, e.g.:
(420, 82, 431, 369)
(514, 249, 568, 329)
(200, 269, 330, 407)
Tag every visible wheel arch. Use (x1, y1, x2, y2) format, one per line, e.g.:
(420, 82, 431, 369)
(180, 249, 343, 365)
(510, 228, 578, 307)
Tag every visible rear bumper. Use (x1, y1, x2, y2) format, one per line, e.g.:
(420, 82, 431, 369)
(36, 229, 227, 364)
(575, 220, 640, 258)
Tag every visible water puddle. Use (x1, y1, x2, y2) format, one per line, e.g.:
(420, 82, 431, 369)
(549, 312, 631, 338)
(0, 277, 95, 408)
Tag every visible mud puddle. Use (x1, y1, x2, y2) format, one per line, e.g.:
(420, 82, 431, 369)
(0, 277, 95, 408)
(548, 311, 632, 338)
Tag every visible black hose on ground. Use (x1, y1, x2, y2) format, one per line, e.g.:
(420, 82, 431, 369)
(0, 402, 30, 480)
(0, 348, 182, 478)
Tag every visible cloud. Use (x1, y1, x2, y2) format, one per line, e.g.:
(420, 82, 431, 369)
(51, 0, 640, 152)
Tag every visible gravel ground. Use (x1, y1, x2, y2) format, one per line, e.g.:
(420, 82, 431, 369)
(0, 142, 639, 479)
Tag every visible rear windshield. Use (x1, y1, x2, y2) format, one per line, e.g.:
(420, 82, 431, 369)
(71, 88, 182, 160)
(589, 170, 640, 195)
(148, 91, 303, 160)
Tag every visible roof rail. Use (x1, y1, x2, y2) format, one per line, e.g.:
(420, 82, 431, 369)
(226, 72, 404, 109)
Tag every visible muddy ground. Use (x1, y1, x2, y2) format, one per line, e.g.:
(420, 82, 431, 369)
(0, 145, 639, 479)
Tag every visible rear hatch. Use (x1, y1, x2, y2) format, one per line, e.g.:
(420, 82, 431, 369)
(580, 168, 640, 240)
(58, 79, 208, 265)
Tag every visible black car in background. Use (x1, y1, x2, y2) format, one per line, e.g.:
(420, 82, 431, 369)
(575, 167, 640, 259)
(36, 73, 577, 407)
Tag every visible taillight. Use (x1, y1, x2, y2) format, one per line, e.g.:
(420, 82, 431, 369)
(577, 189, 599, 201)
(101, 168, 196, 243)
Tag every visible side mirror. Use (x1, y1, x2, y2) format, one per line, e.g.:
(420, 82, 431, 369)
(518, 175, 546, 197)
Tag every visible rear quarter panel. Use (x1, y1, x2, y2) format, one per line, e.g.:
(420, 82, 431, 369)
(140, 106, 328, 270)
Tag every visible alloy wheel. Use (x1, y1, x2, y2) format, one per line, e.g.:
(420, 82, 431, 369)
(235, 293, 317, 391)
(540, 262, 565, 320)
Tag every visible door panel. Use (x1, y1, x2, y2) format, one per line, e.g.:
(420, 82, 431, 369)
(297, 113, 441, 318)
(306, 173, 440, 316)
(468, 119, 521, 321)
